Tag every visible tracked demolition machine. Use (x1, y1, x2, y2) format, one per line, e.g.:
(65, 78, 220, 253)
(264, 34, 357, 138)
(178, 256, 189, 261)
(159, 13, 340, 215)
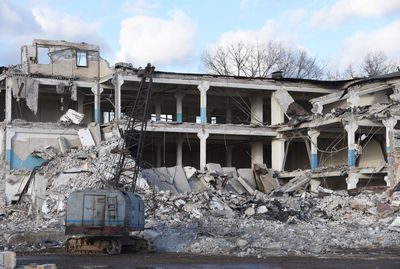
(65, 64, 155, 254)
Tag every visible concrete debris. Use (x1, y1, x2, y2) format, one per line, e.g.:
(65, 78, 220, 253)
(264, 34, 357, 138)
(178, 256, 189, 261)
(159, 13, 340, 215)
(87, 123, 102, 145)
(253, 164, 279, 194)
(77, 128, 96, 147)
(279, 171, 312, 193)
(2, 128, 400, 259)
(31, 146, 57, 160)
(59, 109, 84, 125)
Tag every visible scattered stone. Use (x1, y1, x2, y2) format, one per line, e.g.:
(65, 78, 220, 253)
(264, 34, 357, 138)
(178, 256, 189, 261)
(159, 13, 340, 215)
(245, 207, 255, 217)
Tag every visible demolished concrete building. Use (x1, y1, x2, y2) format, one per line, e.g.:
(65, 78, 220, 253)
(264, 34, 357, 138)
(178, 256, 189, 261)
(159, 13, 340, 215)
(1, 39, 400, 208)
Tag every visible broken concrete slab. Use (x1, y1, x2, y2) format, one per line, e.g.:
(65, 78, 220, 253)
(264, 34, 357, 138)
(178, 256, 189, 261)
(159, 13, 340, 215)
(222, 167, 246, 194)
(78, 128, 96, 147)
(88, 122, 102, 145)
(141, 168, 178, 194)
(237, 168, 256, 188)
(31, 146, 57, 160)
(206, 163, 223, 174)
(279, 171, 312, 193)
(253, 165, 280, 194)
(167, 166, 191, 193)
(237, 176, 255, 195)
(58, 136, 70, 154)
(184, 166, 197, 180)
(59, 109, 84, 124)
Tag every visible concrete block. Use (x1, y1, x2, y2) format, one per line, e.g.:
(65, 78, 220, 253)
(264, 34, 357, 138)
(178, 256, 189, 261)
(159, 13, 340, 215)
(88, 122, 102, 145)
(206, 163, 223, 174)
(237, 169, 256, 188)
(167, 166, 191, 193)
(59, 109, 84, 124)
(237, 176, 255, 195)
(78, 128, 96, 147)
(222, 167, 246, 194)
(0, 251, 16, 269)
(58, 136, 70, 154)
(188, 177, 207, 192)
(142, 168, 177, 194)
(184, 166, 197, 179)
(258, 169, 280, 194)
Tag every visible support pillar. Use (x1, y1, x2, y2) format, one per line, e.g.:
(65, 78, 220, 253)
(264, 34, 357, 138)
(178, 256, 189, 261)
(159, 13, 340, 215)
(251, 141, 263, 167)
(155, 100, 161, 121)
(383, 117, 397, 154)
(77, 92, 84, 114)
(175, 92, 184, 122)
(383, 117, 397, 187)
(91, 84, 103, 123)
(308, 129, 320, 170)
(197, 130, 209, 170)
(251, 94, 263, 125)
(226, 145, 232, 167)
(271, 94, 285, 171)
(5, 78, 12, 122)
(346, 173, 360, 190)
(156, 142, 162, 167)
(198, 81, 210, 123)
(112, 74, 124, 121)
(226, 97, 232, 124)
(272, 136, 285, 171)
(176, 135, 183, 166)
(344, 121, 358, 167)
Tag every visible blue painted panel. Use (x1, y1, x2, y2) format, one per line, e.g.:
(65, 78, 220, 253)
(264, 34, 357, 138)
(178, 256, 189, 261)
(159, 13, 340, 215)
(156, 117, 161, 121)
(94, 109, 100, 123)
(311, 153, 318, 170)
(6, 149, 45, 170)
(177, 113, 182, 122)
(387, 146, 390, 153)
(348, 149, 356, 167)
(200, 107, 207, 123)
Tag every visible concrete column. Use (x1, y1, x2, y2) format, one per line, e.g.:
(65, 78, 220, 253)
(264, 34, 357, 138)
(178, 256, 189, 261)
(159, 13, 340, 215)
(91, 84, 103, 123)
(347, 90, 359, 107)
(197, 130, 209, 170)
(198, 81, 210, 124)
(156, 143, 162, 167)
(112, 74, 124, 121)
(226, 145, 232, 167)
(155, 100, 161, 121)
(5, 78, 12, 122)
(226, 97, 232, 124)
(271, 94, 284, 125)
(176, 135, 184, 166)
(251, 141, 263, 167)
(346, 173, 360, 189)
(77, 92, 84, 114)
(175, 92, 184, 122)
(345, 121, 358, 167)
(272, 135, 285, 171)
(271, 94, 285, 171)
(383, 117, 397, 154)
(251, 94, 263, 125)
(308, 129, 320, 170)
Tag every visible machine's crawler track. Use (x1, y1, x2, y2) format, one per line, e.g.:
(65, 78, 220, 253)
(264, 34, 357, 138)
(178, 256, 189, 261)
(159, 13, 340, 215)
(66, 235, 155, 255)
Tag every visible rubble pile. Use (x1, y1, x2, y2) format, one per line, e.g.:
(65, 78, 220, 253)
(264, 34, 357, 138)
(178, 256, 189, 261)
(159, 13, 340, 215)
(1, 127, 400, 257)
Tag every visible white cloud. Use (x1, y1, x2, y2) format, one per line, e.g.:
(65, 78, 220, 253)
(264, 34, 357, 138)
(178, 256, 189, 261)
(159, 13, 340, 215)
(310, 0, 400, 28)
(208, 19, 296, 50)
(116, 10, 197, 67)
(122, 0, 159, 15)
(0, 0, 109, 65)
(329, 19, 400, 70)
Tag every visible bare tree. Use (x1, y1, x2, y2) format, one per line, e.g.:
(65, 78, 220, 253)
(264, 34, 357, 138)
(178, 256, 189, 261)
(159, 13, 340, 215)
(361, 51, 397, 77)
(202, 40, 325, 79)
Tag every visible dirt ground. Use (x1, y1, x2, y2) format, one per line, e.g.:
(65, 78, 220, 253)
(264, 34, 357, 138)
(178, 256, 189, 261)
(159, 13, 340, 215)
(16, 250, 400, 269)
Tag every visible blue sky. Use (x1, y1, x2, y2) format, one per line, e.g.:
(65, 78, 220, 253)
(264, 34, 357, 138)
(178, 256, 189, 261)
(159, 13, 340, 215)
(1, 0, 400, 74)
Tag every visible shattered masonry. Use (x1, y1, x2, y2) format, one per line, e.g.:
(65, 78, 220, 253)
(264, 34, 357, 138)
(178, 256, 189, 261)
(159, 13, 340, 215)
(2, 39, 400, 257)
